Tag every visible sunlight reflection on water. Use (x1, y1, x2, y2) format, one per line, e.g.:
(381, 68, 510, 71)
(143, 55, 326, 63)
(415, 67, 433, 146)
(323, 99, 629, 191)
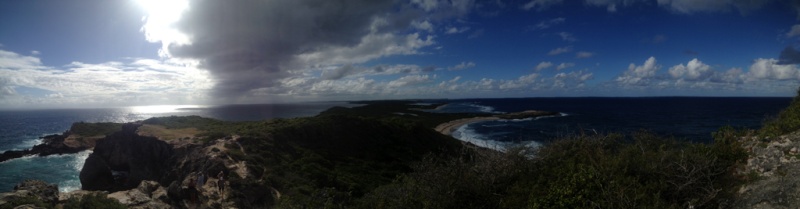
(129, 105, 206, 114)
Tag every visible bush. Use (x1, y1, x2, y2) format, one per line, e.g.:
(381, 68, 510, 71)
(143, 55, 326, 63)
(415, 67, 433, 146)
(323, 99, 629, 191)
(358, 131, 746, 209)
(0, 196, 50, 209)
(62, 193, 126, 209)
(70, 122, 122, 136)
(760, 87, 800, 137)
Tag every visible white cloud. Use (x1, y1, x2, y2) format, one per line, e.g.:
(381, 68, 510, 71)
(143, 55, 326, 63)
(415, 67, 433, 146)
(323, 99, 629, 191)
(746, 58, 800, 80)
(558, 32, 577, 42)
(389, 74, 434, 87)
(30, 50, 41, 55)
(556, 62, 575, 71)
(667, 58, 712, 80)
(576, 51, 595, 58)
(448, 61, 476, 71)
(656, 0, 770, 14)
(788, 24, 800, 38)
(548, 46, 572, 55)
(412, 20, 435, 33)
(614, 56, 660, 86)
(522, 0, 564, 11)
(535, 61, 554, 71)
(445, 26, 470, 34)
(0, 50, 45, 70)
(533, 17, 565, 30)
(0, 50, 212, 108)
(412, 0, 440, 11)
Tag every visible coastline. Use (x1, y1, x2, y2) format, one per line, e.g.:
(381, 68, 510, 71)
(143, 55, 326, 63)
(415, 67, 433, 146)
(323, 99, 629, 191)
(434, 116, 499, 135)
(434, 109, 559, 136)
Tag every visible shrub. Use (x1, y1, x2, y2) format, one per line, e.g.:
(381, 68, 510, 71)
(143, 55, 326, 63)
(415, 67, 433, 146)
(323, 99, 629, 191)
(760, 87, 800, 137)
(0, 196, 50, 209)
(62, 193, 125, 209)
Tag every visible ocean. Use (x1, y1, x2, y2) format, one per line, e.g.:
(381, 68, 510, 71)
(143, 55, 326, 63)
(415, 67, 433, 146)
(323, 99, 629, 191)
(0, 102, 356, 192)
(437, 97, 792, 150)
(0, 98, 792, 193)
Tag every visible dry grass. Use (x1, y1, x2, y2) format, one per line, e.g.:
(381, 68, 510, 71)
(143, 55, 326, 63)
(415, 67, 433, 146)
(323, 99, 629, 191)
(136, 124, 201, 141)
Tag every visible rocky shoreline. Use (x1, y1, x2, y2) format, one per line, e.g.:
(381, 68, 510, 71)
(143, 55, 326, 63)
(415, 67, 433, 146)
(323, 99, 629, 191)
(0, 132, 89, 163)
(0, 120, 252, 208)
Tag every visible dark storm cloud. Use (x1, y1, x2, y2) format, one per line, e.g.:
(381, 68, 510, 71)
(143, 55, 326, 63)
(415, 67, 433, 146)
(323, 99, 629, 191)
(778, 46, 800, 65)
(165, 0, 418, 98)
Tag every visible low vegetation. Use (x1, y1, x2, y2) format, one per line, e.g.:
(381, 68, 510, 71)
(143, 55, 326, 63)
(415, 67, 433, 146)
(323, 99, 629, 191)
(69, 122, 122, 137)
(356, 130, 746, 209)
(760, 88, 800, 137)
(62, 193, 126, 209)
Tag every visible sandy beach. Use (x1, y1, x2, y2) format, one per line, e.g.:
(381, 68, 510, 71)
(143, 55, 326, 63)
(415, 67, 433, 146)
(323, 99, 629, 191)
(434, 116, 499, 135)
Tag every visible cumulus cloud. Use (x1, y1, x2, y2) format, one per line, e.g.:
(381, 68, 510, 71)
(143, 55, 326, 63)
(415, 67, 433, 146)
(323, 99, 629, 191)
(747, 58, 800, 80)
(576, 51, 595, 58)
(556, 62, 575, 71)
(535, 61, 554, 71)
(448, 61, 476, 71)
(412, 20, 435, 33)
(614, 56, 660, 86)
(667, 58, 713, 80)
(548, 46, 573, 55)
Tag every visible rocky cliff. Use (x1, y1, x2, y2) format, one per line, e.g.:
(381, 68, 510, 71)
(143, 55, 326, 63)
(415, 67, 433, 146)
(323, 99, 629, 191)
(80, 123, 174, 192)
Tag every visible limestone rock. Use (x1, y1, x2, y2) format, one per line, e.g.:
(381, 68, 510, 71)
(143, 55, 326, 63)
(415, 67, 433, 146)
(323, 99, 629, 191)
(0, 180, 59, 208)
(736, 131, 800, 208)
(106, 181, 171, 209)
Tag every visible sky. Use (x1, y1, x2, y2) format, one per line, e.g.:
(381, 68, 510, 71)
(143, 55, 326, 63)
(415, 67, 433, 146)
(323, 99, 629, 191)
(1, 0, 800, 108)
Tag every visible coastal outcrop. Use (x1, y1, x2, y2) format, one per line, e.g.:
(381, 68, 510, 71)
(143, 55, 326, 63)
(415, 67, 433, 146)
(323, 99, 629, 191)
(0, 132, 85, 163)
(735, 131, 800, 208)
(0, 180, 59, 206)
(0, 122, 118, 163)
(80, 123, 173, 191)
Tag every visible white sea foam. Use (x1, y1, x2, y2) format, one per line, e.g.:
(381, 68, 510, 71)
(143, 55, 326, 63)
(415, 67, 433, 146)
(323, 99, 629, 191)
(466, 103, 504, 114)
(453, 124, 508, 151)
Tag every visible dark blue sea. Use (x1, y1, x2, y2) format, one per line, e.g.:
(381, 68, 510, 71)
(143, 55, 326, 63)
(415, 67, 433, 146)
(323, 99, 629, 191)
(435, 97, 792, 150)
(0, 98, 792, 192)
(0, 102, 356, 192)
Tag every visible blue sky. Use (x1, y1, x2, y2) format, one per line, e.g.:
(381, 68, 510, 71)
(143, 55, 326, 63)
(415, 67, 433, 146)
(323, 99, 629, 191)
(1, 0, 800, 108)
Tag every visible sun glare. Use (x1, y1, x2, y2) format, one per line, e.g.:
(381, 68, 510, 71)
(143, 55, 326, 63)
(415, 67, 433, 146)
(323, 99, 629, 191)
(135, 0, 191, 57)
(131, 105, 201, 114)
